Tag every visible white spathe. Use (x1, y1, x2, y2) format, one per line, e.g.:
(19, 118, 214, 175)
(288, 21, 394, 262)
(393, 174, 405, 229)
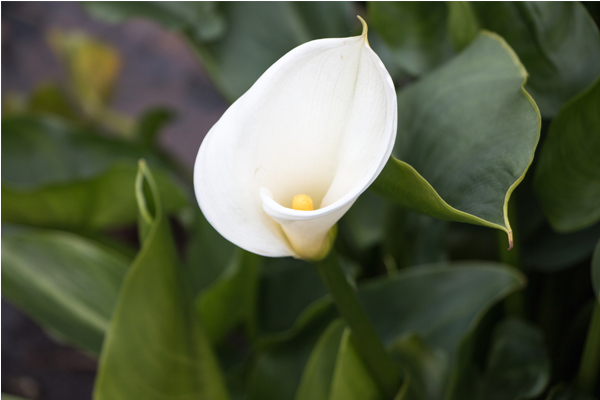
(194, 18, 397, 260)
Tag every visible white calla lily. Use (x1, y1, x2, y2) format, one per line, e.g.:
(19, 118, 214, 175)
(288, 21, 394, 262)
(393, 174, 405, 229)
(194, 17, 397, 260)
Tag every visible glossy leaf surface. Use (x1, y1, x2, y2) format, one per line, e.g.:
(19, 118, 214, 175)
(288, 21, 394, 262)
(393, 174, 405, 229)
(1, 227, 129, 354)
(94, 162, 228, 400)
(534, 76, 600, 232)
(373, 32, 539, 246)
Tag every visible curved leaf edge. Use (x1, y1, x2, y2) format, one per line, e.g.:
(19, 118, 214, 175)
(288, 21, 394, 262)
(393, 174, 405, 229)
(376, 30, 541, 250)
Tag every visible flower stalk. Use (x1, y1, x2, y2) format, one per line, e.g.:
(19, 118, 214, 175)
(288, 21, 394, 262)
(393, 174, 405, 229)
(312, 252, 401, 399)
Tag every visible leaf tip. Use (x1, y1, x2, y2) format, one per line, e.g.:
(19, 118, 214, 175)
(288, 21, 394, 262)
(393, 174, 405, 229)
(356, 15, 369, 46)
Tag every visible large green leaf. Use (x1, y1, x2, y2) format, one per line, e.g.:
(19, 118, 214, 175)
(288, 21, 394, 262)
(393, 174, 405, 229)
(359, 263, 525, 361)
(94, 162, 229, 400)
(251, 262, 523, 400)
(371, 2, 600, 117)
(1, 226, 129, 354)
(534, 76, 600, 233)
(478, 318, 550, 400)
(373, 32, 540, 247)
(368, 2, 454, 76)
(84, 2, 355, 102)
(468, 2, 600, 117)
(1, 116, 188, 231)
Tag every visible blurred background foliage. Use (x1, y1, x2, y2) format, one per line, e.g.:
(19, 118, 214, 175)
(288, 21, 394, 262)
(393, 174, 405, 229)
(2, 2, 600, 400)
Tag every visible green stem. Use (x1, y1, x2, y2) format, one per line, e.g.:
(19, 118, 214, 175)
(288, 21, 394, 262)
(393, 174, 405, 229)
(313, 252, 401, 399)
(576, 302, 600, 395)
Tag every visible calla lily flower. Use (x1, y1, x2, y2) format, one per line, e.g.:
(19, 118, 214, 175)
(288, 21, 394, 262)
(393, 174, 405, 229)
(194, 17, 397, 260)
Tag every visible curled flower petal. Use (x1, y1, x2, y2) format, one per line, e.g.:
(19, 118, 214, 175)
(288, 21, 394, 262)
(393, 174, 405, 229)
(194, 18, 397, 260)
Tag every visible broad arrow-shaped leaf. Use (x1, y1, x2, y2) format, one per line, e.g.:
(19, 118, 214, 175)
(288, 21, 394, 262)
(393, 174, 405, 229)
(93, 161, 229, 400)
(373, 32, 540, 248)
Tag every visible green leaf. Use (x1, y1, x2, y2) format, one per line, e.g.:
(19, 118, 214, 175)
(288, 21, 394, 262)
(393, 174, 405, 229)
(479, 318, 550, 400)
(84, 2, 355, 102)
(372, 32, 540, 246)
(252, 262, 523, 400)
(1, 116, 188, 231)
(328, 329, 382, 400)
(368, 2, 454, 76)
(593, 240, 600, 303)
(359, 263, 525, 360)
(388, 334, 449, 400)
(197, 249, 260, 343)
(1, 226, 129, 354)
(534, 76, 600, 233)
(468, 2, 600, 117)
(295, 319, 346, 400)
(94, 161, 229, 400)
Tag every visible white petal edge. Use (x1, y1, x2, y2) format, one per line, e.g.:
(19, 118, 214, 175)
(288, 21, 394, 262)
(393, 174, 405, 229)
(194, 30, 397, 259)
